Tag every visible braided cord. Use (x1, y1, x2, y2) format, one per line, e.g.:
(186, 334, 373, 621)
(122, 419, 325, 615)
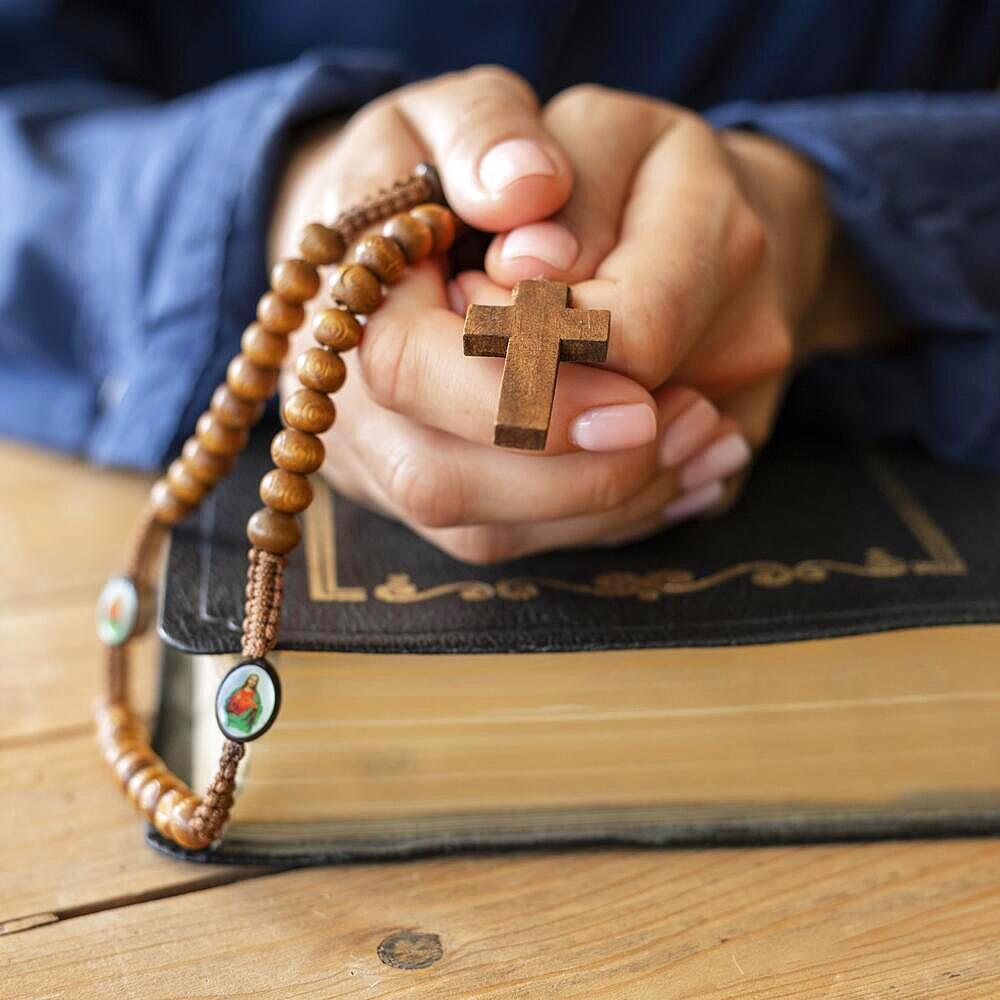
(95, 163, 453, 850)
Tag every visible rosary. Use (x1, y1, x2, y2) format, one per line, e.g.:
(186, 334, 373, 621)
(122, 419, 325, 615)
(94, 163, 611, 850)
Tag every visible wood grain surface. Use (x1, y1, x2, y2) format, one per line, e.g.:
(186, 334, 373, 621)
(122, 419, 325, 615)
(2, 437, 998, 998)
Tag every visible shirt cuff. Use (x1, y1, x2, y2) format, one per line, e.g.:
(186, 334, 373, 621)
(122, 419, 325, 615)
(87, 50, 401, 469)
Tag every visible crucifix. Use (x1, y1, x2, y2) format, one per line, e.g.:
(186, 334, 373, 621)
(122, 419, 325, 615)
(462, 279, 611, 450)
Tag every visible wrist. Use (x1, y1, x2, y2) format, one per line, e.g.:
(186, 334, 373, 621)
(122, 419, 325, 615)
(719, 129, 834, 361)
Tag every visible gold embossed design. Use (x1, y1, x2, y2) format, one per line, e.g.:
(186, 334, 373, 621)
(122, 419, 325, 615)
(304, 450, 967, 604)
(303, 477, 367, 601)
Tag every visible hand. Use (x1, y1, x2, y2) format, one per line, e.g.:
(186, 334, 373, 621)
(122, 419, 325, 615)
(272, 67, 693, 563)
(270, 74, 833, 563)
(464, 86, 836, 539)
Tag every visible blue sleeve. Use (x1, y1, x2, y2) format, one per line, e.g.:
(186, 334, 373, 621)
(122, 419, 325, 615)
(708, 94, 1000, 471)
(0, 51, 400, 468)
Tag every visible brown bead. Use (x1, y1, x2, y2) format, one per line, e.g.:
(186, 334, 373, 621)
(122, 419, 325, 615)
(271, 428, 325, 475)
(240, 324, 289, 370)
(104, 737, 142, 770)
(382, 213, 433, 264)
(312, 308, 362, 352)
(138, 771, 182, 822)
(354, 234, 406, 285)
(257, 291, 304, 334)
(299, 222, 345, 266)
(282, 389, 336, 434)
(153, 788, 185, 840)
(270, 258, 320, 304)
(166, 459, 208, 505)
(227, 354, 279, 402)
(260, 468, 314, 514)
(114, 747, 153, 786)
(169, 794, 208, 850)
(247, 506, 301, 555)
(196, 412, 249, 456)
(410, 203, 456, 253)
(210, 384, 264, 429)
(127, 764, 166, 806)
(329, 263, 382, 314)
(181, 437, 234, 485)
(296, 347, 346, 394)
(150, 478, 192, 525)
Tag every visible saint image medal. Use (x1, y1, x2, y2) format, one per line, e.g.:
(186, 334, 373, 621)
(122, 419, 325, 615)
(215, 658, 282, 743)
(96, 576, 141, 646)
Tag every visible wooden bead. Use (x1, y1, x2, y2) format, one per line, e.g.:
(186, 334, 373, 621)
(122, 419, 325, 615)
(241, 324, 289, 370)
(270, 258, 320, 304)
(138, 771, 182, 822)
(247, 506, 301, 555)
(227, 354, 279, 402)
(210, 385, 264, 429)
(169, 794, 208, 850)
(282, 389, 336, 434)
(330, 264, 382, 314)
(166, 459, 208, 505)
(196, 412, 249, 457)
(410, 203, 456, 253)
(153, 788, 185, 840)
(150, 478, 192, 525)
(271, 428, 325, 475)
(257, 291, 304, 334)
(127, 764, 166, 806)
(354, 234, 406, 285)
(299, 222, 345, 266)
(104, 737, 142, 769)
(312, 308, 362, 352)
(260, 468, 314, 514)
(114, 747, 153, 786)
(181, 437, 234, 485)
(296, 347, 346, 394)
(382, 213, 433, 264)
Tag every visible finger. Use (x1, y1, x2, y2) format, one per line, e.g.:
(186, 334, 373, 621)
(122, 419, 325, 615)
(670, 272, 793, 397)
(395, 66, 572, 231)
(566, 116, 766, 390)
(336, 391, 659, 527)
(714, 373, 789, 451)
(359, 269, 659, 456)
(484, 86, 669, 286)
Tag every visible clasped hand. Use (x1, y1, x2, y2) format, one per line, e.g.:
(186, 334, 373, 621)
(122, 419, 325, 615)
(272, 66, 833, 563)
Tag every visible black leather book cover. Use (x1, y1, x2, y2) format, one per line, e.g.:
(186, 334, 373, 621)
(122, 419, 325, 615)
(159, 422, 1000, 655)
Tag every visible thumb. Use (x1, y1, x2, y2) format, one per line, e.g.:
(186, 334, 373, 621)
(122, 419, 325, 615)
(396, 66, 572, 232)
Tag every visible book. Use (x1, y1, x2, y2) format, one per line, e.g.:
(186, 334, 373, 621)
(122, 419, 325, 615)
(150, 424, 1000, 863)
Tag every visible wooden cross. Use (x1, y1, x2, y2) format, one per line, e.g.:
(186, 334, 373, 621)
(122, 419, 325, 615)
(462, 279, 611, 450)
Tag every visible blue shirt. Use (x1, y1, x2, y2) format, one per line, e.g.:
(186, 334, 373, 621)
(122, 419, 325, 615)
(1, 0, 998, 469)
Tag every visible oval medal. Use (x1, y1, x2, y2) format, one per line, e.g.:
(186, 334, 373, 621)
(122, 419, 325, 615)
(215, 658, 282, 743)
(96, 576, 140, 646)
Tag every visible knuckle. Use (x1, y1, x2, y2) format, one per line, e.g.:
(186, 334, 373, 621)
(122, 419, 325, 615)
(727, 202, 768, 284)
(548, 82, 608, 114)
(758, 316, 794, 377)
(437, 526, 512, 566)
(584, 466, 635, 515)
(357, 322, 410, 414)
(379, 443, 466, 529)
(462, 64, 537, 107)
(618, 279, 681, 388)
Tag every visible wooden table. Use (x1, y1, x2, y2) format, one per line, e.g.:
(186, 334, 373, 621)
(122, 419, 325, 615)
(3, 438, 999, 998)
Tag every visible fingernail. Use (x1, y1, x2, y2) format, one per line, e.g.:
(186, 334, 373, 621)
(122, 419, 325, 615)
(661, 480, 725, 526)
(447, 279, 467, 316)
(570, 403, 657, 452)
(500, 222, 579, 272)
(658, 397, 719, 468)
(679, 432, 751, 492)
(479, 139, 557, 195)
